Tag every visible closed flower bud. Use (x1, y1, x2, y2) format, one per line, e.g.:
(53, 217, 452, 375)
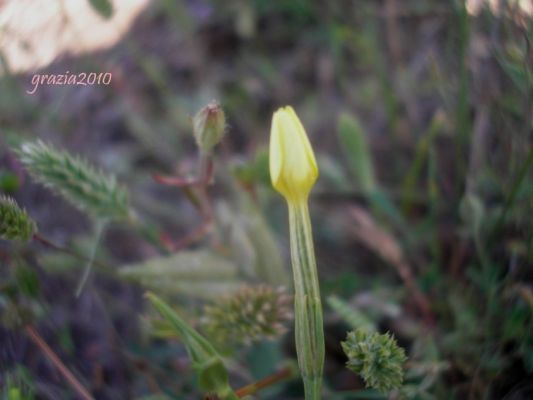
(193, 101, 226, 153)
(269, 106, 318, 204)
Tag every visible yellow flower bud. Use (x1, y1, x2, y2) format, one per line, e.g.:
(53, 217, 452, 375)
(270, 106, 324, 399)
(269, 106, 318, 203)
(193, 101, 226, 153)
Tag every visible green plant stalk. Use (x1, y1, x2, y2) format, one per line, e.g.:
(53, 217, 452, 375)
(146, 293, 238, 400)
(287, 200, 324, 400)
(75, 219, 106, 297)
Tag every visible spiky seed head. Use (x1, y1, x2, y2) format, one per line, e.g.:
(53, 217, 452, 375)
(0, 196, 37, 241)
(341, 328, 407, 393)
(16, 140, 129, 221)
(204, 285, 292, 346)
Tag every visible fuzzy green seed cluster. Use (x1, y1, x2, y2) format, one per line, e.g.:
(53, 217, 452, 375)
(341, 328, 407, 393)
(0, 196, 37, 242)
(204, 285, 292, 345)
(16, 141, 129, 220)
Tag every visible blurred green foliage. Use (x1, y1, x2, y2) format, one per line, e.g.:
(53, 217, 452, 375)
(0, 0, 532, 399)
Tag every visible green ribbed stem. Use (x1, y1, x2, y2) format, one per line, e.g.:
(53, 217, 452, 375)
(288, 200, 324, 400)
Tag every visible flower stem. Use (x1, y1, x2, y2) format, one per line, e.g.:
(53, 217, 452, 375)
(288, 200, 324, 400)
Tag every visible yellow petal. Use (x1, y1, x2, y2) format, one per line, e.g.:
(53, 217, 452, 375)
(269, 106, 318, 203)
(269, 110, 283, 187)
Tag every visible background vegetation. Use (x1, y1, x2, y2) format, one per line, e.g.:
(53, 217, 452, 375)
(1, 1, 532, 399)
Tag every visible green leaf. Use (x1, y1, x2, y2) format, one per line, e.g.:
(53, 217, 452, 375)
(0, 170, 20, 193)
(14, 265, 40, 298)
(247, 340, 284, 380)
(400, 112, 443, 213)
(88, 0, 114, 19)
(327, 295, 376, 333)
(145, 293, 238, 400)
(368, 190, 404, 227)
(8, 388, 22, 400)
(459, 193, 485, 237)
(4, 366, 35, 400)
(497, 57, 532, 93)
(216, 188, 288, 286)
(337, 113, 376, 193)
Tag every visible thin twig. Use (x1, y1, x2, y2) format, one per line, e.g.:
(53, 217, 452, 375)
(153, 157, 215, 250)
(152, 173, 207, 187)
(235, 367, 294, 398)
(25, 325, 94, 400)
(171, 217, 213, 251)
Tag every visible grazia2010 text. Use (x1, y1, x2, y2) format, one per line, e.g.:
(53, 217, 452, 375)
(27, 71, 112, 94)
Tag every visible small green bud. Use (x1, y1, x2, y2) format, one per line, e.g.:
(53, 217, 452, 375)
(193, 101, 226, 153)
(341, 328, 407, 393)
(0, 196, 37, 242)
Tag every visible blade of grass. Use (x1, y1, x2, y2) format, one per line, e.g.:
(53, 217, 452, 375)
(400, 112, 444, 214)
(75, 220, 106, 297)
(494, 147, 533, 234)
(454, 0, 471, 188)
